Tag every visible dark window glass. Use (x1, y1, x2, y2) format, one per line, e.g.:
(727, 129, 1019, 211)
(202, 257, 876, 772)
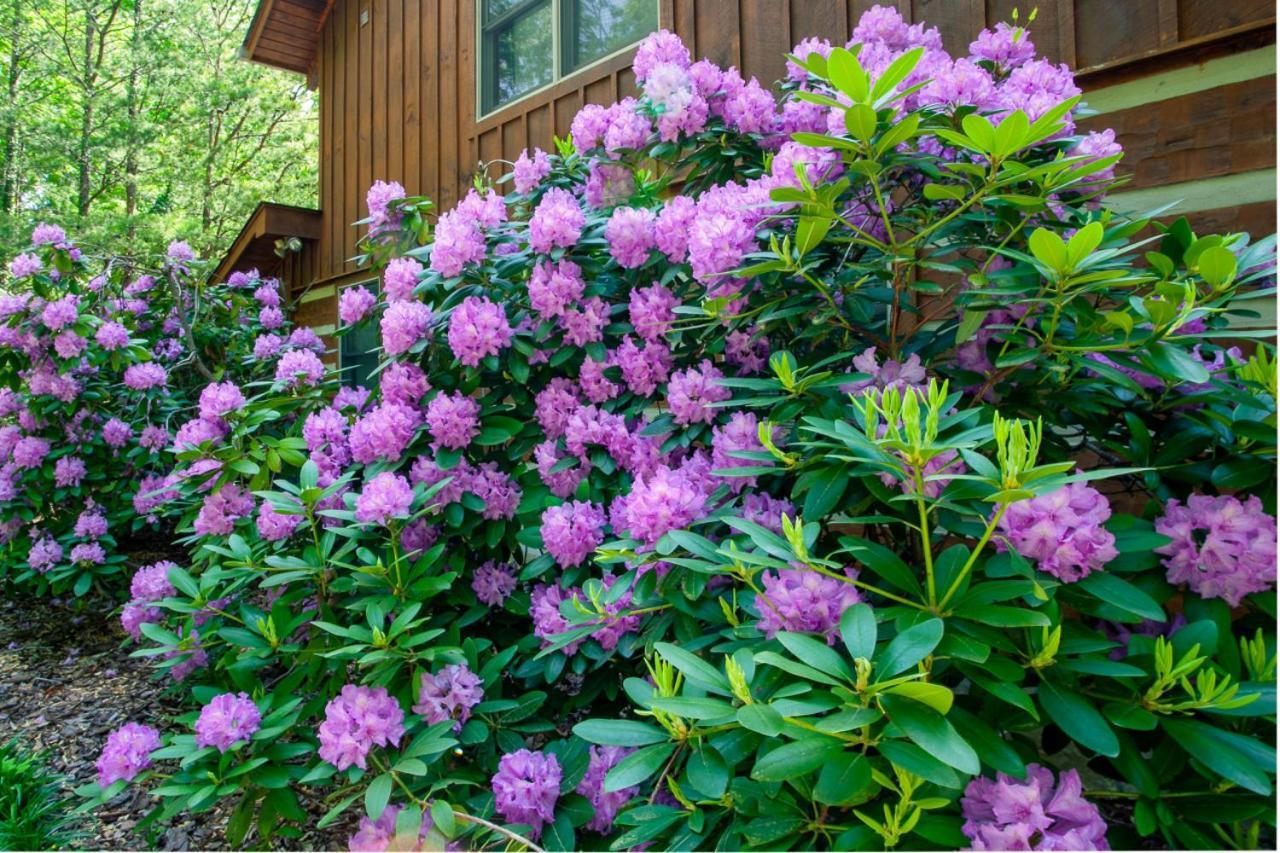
(482, 0, 554, 113)
(339, 281, 381, 388)
(480, 0, 658, 114)
(566, 0, 657, 71)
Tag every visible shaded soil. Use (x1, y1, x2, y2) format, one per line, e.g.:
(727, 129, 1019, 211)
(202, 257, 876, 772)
(0, 590, 347, 851)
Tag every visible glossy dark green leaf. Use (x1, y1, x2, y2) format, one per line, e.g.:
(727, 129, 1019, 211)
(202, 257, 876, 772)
(876, 618, 944, 678)
(736, 704, 784, 737)
(813, 752, 872, 805)
(685, 747, 729, 799)
(1038, 679, 1119, 757)
(604, 743, 675, 793)
(750, 737, 842, 782)
(572, 719, 670, 746)
(1161, 718, 1273, 795)
(881, 694, 979, 775)
(1077, 572, 1165, 621)
(840, 603, 877, 660)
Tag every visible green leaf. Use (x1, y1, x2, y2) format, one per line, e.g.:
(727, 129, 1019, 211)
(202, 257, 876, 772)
(654, 642, 730, 695)
(737, 704, 784, 737)
(814, 752, 872, 805)
(542, 813, 574, 852)
(778, 632, 852, 681)
(960, 604, 1050, 628)
(1103, 703, 1158, 731)
(842, 537, 921, 595)
(1147, 341, 1211, 385)
(430, 801, 456, 838)
(1038, 680, 1119, 757)
(1077, 573, 1165, 621)
(949, 708, 1025, 777)
(649, 696, 736, 720)
(875, 618, 944, 678)
(685, 748, 729, 799)
(750, 737, 842, 782)
(604, 743, 674, 792)
(840, 603, 877, 660)
(1065, 221, 1104, 268)
(1029, 227, 1068, 271)
(1161, 718, 1274, 795)
(884, 681, 954, 714)
(880, 695, 980, 775)
(364, 773, 393, 819)
(572, 719, 669, 747)
(1197, 245, 1238, 287)
(844, 104, 878, 140)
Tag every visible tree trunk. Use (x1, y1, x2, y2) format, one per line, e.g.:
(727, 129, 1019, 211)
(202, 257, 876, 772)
(124, 0, 142, 238)
(76, 8, 94, 218)
(1, 1, 23, 214)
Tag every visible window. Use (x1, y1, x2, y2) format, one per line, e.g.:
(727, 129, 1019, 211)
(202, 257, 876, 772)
(479, 0, 659, 115)
(339, 280, 381, 388)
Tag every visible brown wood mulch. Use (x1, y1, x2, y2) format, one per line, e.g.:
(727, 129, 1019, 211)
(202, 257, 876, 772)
(0, 589, 349, 852)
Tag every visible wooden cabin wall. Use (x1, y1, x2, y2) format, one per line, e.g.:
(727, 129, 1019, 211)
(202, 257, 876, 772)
(301, 0, 1275, 331)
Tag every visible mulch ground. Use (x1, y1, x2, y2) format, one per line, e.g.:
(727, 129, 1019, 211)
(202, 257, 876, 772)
(0, 587, 348, 851)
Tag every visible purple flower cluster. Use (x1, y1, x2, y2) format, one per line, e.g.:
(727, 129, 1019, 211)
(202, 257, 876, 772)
(1155, 494, 1277, 606)
(756, 567, 863, 645)
(540, 500, 607, 568)
(619, 465, 709, 545)
(472, 560, 517, 606)
(412, 662, 484, 731)
(96, 723, 161, 787)
(120, 561, 177, 639)
(961, 764, 1109, 850)
(381, 300, 433, 355)
(491, 749, 561, 837)
(425, 391, 480, 450)
(348, 805, 438, 852)
(528, 188, 584, 254)
(194, 484, 255, 537)
(447, 296, 512, 366)
(349, 402, 419, 463)
(667, 360, 731, 425)
(275, 348, 325, 388)
(194, 692, 261, 752)
(198, 382, 246, 420)
(355, 471, 415, 525)
(123, 362, 167, 390)
(317, 684, 405, 771)
(339, 285, 378, 324)
(997, 483, 1118, 582)
(512, 147, 551, 193)
(576, 745, 637, 833)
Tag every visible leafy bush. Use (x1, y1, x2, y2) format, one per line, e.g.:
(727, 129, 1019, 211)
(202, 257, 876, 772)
(0, 229, 313, 597)
(84, 6, 1275, 851)
(0, 738, 80, 850)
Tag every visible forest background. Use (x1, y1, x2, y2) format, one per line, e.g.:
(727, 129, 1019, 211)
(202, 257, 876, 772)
(0, 0, 316, 259)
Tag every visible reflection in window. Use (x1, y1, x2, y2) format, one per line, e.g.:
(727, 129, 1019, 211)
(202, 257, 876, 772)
(492, 2, 554, 108)
(479, 0, 659, 115)
(568, 0, 656, 71)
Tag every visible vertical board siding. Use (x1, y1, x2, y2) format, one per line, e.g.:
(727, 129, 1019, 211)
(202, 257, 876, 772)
(305, 0, 1273, 297)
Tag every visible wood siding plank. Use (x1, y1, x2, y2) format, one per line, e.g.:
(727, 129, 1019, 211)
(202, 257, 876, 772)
(1080, 76, 1276, 191)
(388, 0, 404, 190)
(344, 0, 359, 274)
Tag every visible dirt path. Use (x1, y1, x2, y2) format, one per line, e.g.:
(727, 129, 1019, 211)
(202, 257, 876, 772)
(0, 592, 346, 851)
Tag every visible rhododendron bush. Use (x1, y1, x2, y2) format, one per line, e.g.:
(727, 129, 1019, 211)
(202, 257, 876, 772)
(0, 229, 308, 596)
(78, 7, 1276, 852)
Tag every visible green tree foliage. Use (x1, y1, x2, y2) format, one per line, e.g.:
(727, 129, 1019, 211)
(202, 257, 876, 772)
(0, 0, 316, 259)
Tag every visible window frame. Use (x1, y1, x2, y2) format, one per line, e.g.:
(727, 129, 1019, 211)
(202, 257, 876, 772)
(476, 0, 661, 120)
